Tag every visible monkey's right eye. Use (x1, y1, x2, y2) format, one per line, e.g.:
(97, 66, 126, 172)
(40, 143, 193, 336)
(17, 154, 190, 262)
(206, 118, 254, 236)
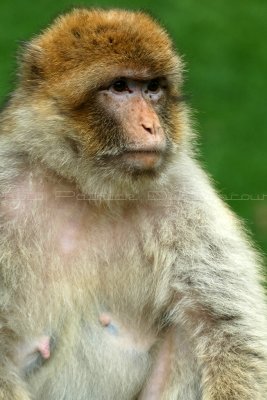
(111, 79, 128, 93)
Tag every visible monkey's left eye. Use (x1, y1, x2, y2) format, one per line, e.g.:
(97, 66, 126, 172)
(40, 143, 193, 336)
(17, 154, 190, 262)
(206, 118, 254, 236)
(111, 79, 128, 93)
(147, 79, 161, 93)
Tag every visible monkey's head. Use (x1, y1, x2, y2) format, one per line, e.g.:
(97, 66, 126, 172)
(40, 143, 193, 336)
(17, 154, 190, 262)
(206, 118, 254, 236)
(14, 9, 189, 198)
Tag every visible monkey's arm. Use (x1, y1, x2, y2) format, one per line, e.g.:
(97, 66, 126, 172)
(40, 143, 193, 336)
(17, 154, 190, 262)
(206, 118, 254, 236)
(0, 186, 31, 399)
(0, 284, 32, 400)
(0, 368, 31, 400)
(168, 162, 267, 399)
(172, 255, 267, 400)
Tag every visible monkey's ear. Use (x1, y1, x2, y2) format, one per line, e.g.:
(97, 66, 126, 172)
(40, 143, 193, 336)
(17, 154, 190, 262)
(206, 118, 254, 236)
(18, 42, 44, 88)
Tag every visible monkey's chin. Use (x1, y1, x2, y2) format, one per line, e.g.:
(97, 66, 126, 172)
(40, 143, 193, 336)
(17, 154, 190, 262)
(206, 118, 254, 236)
(121, 151, 163, 171)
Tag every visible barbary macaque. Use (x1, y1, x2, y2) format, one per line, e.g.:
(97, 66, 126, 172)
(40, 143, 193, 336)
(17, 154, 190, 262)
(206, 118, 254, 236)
(0, 8, 266, 400)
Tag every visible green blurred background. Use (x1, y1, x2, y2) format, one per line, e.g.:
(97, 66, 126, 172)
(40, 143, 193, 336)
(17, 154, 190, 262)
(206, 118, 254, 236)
(0, 1, 266, 265)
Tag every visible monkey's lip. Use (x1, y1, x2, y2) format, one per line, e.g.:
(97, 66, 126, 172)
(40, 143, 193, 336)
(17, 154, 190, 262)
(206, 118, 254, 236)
(120, 150, 163, 170)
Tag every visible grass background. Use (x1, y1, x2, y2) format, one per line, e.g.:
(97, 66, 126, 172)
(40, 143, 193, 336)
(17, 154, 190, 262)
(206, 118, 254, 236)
(0, 0, 266, 266)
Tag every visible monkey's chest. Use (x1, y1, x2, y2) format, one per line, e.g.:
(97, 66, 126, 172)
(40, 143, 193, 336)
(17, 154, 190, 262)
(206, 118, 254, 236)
(27, 252, 160, 400)
(15, 199, 170, 398)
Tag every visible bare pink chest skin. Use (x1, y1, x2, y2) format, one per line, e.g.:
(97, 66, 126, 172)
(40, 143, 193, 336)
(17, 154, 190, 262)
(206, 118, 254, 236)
(2, 172, 127, 255)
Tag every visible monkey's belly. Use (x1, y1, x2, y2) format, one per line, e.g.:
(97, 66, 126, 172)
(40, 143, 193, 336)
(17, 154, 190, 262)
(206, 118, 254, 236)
(28, 313, 155, 400)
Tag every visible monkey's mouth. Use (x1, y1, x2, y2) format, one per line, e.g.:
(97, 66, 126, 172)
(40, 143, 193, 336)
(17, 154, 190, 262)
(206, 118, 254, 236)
(120, 150, 164, 170)
(95, 147, 168, 174)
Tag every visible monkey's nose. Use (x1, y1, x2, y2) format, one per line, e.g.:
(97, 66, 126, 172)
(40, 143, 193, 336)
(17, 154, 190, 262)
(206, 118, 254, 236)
(141, 123, 153, 135)
(141, 122, 164, 139)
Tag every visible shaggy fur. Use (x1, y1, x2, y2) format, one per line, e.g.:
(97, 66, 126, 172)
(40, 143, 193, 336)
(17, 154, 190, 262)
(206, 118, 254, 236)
(0, 8, 266, 400)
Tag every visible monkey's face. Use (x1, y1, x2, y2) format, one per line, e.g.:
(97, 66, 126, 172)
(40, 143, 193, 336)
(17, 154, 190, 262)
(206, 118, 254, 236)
(99, 77, 167, 172)
(66, 74, 181, 177)
(18, 9, 186, 192)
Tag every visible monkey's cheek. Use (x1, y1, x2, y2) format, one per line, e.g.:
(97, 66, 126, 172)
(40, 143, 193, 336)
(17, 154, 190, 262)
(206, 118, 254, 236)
(121, 152, 163, 170)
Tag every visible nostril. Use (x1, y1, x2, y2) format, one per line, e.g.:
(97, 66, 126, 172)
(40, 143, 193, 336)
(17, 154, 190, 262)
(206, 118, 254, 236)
(142, 124, 153, 134)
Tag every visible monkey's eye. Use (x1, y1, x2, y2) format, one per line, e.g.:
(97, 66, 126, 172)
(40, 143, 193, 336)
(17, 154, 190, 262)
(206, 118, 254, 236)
(111, 79, 128, 93)
(147, 79, 161, 93)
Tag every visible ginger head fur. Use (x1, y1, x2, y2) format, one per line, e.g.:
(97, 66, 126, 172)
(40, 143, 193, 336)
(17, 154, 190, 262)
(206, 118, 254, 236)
(1, 9, 189, 201)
